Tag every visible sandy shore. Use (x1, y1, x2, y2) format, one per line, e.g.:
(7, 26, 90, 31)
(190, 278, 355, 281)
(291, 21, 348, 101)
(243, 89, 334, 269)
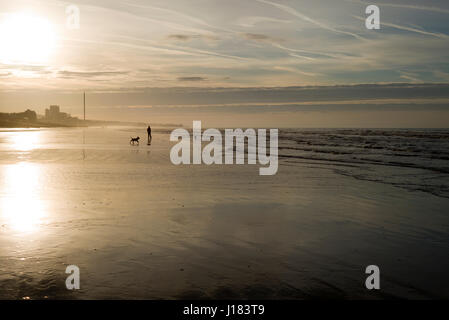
(0, 127, 448, 299)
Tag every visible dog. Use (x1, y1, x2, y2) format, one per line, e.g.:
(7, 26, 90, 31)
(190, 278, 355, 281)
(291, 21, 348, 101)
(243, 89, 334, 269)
(130, 136, 140, 145)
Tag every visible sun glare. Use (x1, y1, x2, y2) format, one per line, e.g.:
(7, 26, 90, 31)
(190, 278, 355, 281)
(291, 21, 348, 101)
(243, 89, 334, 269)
(0, 12, 56, 64)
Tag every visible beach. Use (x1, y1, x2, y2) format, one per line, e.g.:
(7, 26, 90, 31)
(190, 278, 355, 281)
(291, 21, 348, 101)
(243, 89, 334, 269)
(0, 127, 448, 299)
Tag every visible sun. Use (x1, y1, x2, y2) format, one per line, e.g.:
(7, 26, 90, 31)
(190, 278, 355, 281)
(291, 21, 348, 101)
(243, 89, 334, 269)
(0, 12, 56, 64)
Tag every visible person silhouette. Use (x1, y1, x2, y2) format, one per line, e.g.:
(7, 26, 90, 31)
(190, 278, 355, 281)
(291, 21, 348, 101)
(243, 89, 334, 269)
(147, 125, 152, 145)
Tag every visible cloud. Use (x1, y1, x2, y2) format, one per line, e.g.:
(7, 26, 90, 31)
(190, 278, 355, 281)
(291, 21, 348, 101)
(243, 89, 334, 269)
(345, 0, 449, 15)
(0, 64, 49, 72)
(236, 16, 292, 27)
(75, 2, 220, 37)
(433, 71, 449, 81)
(64, 36, 248, 62)
(272, 43, 341, 60)
(353, 16, 449, 38)
(126, 105, 153, 109)
(2, 0, 448, 90)
(122, 1, 234, 33)
(177, 76, 207, 81)
(381, 22, 449, 39)
(56, 83, 449, 106)
(167, 34, 220, 41)
(241, 33, 281, 43)
(272, 66, 320, 76)
(168, 34, 194, 41)
(58, 70, 129, 78)
(255, 0, 363, 39)
(399, 71, 422, 83)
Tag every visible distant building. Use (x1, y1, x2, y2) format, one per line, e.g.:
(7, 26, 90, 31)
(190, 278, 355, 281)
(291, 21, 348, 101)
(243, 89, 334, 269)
(22, 109, 37, 121)
(0, 109, 37, 122)
(44, 105, 77, 122)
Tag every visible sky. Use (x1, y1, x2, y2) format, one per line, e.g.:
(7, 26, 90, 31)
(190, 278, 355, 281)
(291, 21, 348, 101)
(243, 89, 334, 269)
(0, 0, 449, 127)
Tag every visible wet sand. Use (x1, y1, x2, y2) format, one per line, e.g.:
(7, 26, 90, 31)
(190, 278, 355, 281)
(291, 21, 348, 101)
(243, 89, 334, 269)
(0, 127, 449, 299)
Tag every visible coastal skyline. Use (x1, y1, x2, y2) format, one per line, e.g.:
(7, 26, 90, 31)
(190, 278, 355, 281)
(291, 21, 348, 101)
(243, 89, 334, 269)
(1, 0, 449, 127)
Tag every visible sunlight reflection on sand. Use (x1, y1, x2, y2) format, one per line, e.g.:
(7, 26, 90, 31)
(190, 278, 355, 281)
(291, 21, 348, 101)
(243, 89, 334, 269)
(1, 162, 47, 233)
(7, 130, 42, 151)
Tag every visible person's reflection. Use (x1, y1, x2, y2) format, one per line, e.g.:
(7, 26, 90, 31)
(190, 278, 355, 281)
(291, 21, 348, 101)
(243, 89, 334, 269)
(147, 125, 152, 145)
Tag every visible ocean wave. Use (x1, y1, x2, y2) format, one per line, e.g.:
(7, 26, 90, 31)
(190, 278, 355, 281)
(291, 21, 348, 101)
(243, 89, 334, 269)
(278, 129, 449, 198)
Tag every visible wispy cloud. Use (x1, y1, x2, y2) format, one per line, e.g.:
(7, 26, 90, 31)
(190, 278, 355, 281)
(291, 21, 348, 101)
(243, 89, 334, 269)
(78, 1, 220, 36)
(177, 76, 208, 82)
(433, 70, 449, 81)
(255, 0, 363, 39)
(236, 16, 292, 28)
(345, 0, 449, 15)
(167, 34, 220, 41)
(272, 43, 344, 59)
(399, 71, 422, 83)
(121, 1, 234, 33)
(1, 0, 448, 91)
(353, 16, 449, 38)
(58, 70, 129, 78)
(0, 72, 12, 77)
(241, 33, 282, 43)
